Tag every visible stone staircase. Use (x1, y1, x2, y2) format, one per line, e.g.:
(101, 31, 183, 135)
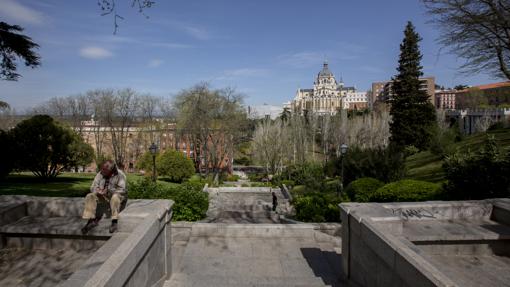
(205, 187, 289, 223)
(164, 224, 345, 287)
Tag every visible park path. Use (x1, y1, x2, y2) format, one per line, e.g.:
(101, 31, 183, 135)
(164, 223, 345, 287)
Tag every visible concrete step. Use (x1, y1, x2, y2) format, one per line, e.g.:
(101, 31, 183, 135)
(189, 223, 316, 238)
(163, 273, 331, 287)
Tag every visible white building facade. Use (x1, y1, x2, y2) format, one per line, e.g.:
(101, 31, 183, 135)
(291, 62, 368, 115)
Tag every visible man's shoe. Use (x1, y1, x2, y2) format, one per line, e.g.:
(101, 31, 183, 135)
(81, 219, 98, 235)
(109, 221, 118, 233)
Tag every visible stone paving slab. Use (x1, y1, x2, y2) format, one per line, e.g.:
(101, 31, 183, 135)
(166, 224, 345, 287)
(425, 254, 510, 287)
(0, 247, 96, 287)
(164, 273, 329, 287)
(402, 218, 510, 241)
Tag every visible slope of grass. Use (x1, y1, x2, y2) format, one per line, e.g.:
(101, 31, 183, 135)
(406, 127, 510, 183)
(0, 172, 180, 197)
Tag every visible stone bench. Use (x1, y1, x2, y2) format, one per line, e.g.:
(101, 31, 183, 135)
(0, 195, 174, 287)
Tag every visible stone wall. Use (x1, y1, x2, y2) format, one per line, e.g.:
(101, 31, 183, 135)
(0, 196, 174, 287)
(340, 199, 510, 287)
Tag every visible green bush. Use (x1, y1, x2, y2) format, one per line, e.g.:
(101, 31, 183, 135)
(248, 173, 266, 182)
(345, 177, 384, 202)
(280, 163, 325, 192)
(187, 174, 202, 183)
(325, 146, 405, 185)
(430, 125, 462, 157)
(371, 179, 441, 202)
(293, 193, 341, 222)
(157, 149, 195, 183)
(442, 136, 510, 200)
(280, 180, 295, 188)
(136, 151, 155, 173)
(291, 185, 307, 196)
(225, 174, 240, 182)
(128, 178, 208, 221)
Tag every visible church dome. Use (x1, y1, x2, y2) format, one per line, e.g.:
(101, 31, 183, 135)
(318, 62, 334, 77)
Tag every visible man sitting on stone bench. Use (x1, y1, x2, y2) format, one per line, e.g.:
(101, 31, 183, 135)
(81, 160, 127, 234)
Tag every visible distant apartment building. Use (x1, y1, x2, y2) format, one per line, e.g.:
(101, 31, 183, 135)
(78, 118, 232, 173)
(371, 77, 436, 106)
(435, 89, 457, 110)
(343, 92, 369, 110)
(290, 62, 368, 115)
(456, 81, 510, 109)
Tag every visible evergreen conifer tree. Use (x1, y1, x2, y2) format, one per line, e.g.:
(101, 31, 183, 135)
(390, 21, 437, 150)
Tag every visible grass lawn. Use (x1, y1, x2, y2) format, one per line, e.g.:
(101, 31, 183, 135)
(0, 172, 180, 197)
(405, 127, 510, 183)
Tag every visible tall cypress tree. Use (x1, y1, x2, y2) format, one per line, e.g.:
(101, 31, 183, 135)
(390, 21, 436, 150)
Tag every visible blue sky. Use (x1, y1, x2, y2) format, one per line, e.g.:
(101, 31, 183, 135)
(0, 0, 497, 111)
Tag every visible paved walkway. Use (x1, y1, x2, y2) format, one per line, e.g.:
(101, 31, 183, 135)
(165, 224, 346, 287)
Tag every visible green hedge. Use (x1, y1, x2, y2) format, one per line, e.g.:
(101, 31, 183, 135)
(345, 177, 384, 202)
(293, 193, 341, 222)
(370, 179, 441, 202)
(129, 178, 208, 221)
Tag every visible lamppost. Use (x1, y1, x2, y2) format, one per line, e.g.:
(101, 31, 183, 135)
(339, 143, 348, 198)
(149, 142, 158, 182)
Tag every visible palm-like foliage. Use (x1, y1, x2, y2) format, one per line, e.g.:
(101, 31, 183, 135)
(0, 21, 41, 81)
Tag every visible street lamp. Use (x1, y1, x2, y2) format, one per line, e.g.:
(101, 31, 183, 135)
(339, 143, 348, 198)
(149, 142, 158, 182)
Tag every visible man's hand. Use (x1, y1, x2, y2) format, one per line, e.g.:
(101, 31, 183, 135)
(96, 188, 107, 195)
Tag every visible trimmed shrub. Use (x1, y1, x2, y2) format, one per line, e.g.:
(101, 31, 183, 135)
(187, 174, 202, 183)
(345, 177, 384, 202)
(157, 149, 195, 183)
(280, 180, 295, 188)
(371, 179, 441, 202)
(128, 178, 208, 221)
(291, 185, 307, 196)
(225, 174, 240, 182)
(293, 193, 341, 222)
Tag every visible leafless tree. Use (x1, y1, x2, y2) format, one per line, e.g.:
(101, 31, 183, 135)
(474, 110, 495, 132)
(422, 0, 510, 80)
(252, 119, 287, 175)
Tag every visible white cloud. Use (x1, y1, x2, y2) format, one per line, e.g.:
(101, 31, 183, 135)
(148, 59, 163, 68)
(0, 0, 45, 25)
(79, 46, 113, 59)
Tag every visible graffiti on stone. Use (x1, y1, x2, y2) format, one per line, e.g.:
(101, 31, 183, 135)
(391, 208, 436, 220)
